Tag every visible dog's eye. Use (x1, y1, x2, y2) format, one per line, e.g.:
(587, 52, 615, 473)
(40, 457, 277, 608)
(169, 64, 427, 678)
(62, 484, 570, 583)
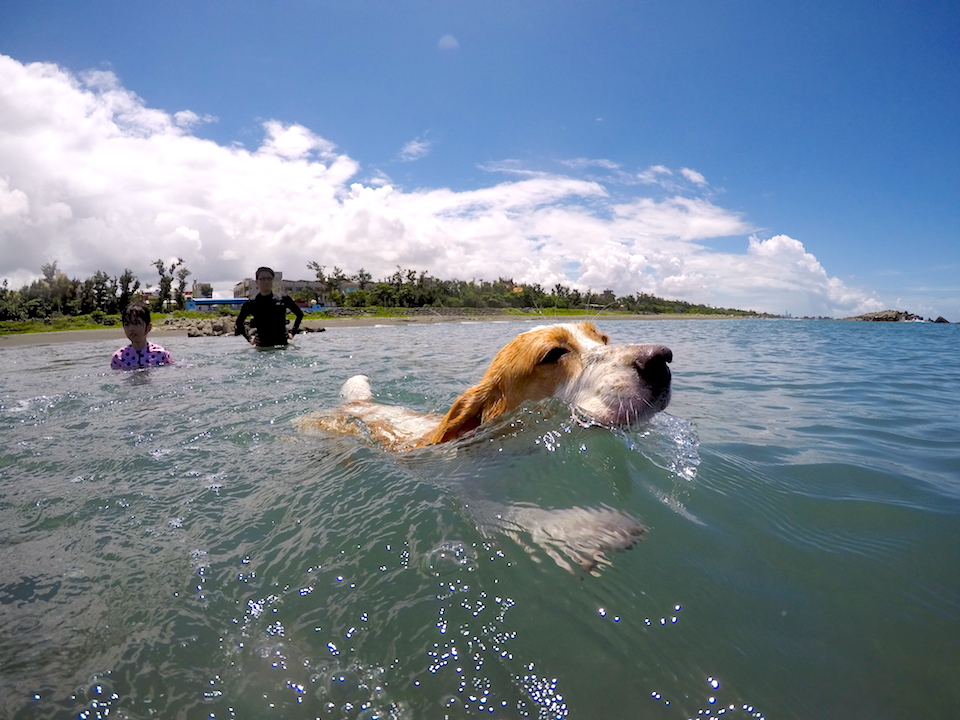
(539, 346, 570, 364)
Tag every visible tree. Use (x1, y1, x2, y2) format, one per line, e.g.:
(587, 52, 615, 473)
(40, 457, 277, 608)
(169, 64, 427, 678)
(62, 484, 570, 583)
(307, 261, 326, 286)
(369, 281, 396, 307)
(0, 279, 26, 321)
(117, 269, 140, 310)
(354, 268, 372, 290)
(328, 266, 349, 292)
(175, 264, 192, 310)
(517, 283, 547, 309)
(0, 261, 762, 321)
(153, 257, 185, 312)
(291, 287, 316, 304)
(41, 261, 58, 283)
(343, 288, 371, 307)
(23, 296, 52, 319)
(37, 261, 72, 314)
(307, 261, 352, 304)
(89, 270, 116, 313)
(307, 261, 330, 304)
(550, 283, 570, 309)
(152, 259, 170, 311)
(326, 266, 349, 305)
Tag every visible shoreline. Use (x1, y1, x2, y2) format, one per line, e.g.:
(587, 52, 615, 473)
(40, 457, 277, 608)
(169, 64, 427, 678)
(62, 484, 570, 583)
(0, 312, 744, 349)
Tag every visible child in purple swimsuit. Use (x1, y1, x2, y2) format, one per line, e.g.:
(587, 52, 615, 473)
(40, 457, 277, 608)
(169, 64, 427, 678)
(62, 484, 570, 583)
(111, 303, 174, 369)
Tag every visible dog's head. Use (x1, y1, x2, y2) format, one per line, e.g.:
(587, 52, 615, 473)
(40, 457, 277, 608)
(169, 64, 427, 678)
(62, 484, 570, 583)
(429, 322, 672, 443)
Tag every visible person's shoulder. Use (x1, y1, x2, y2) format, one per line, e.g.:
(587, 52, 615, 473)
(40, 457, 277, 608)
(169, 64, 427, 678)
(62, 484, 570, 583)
(146, 342, 174, 364)
(111, 344, 130, 368)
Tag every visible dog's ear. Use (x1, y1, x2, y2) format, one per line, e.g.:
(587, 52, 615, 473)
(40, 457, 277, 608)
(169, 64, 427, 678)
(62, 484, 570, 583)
(429, 381, 506, 444)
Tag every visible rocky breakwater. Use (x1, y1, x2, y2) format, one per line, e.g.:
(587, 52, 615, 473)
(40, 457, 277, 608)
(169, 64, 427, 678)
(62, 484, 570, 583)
(843, 310, 951, 323)
(317, 307, 517, 318)
(160, 316, 237, 336)
(160, 316, 328, 337)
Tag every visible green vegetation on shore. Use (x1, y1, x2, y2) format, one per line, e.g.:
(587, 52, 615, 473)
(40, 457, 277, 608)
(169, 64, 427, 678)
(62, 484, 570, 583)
(1, 262, 768, 336)
(0, 305, 764, 336)
(0, 310, 206, 336)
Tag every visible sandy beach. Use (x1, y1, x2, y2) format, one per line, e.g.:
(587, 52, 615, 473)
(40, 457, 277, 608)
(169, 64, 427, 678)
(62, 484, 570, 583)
(0, 313, 739, 349)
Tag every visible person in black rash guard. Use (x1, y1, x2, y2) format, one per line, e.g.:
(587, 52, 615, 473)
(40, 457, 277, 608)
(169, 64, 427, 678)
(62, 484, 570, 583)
(235, 266, 304, 347)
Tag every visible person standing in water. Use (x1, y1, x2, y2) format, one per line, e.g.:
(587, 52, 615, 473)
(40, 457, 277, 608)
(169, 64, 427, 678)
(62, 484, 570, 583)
(234, 267, 304, 347)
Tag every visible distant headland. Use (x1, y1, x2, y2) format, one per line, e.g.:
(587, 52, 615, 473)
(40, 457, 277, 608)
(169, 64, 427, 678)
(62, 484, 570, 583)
(842, 310, 952, 323)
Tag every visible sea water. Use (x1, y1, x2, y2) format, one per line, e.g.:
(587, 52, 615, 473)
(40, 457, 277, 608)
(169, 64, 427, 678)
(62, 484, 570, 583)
(1, 318, 958, 720)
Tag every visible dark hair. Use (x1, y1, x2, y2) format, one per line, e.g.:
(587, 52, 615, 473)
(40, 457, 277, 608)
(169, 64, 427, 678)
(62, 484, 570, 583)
(255, 266, 275, 280)
(122, 302, 151, 326)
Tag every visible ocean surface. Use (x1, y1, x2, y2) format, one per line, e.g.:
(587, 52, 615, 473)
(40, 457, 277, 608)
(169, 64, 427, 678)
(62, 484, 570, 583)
(1, 318, 958, 720)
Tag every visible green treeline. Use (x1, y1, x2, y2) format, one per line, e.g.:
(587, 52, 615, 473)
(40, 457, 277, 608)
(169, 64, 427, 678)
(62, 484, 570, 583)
(0, 260, 190, 323)
(294, 264, 761, 316)
(0, 261, 762, 323)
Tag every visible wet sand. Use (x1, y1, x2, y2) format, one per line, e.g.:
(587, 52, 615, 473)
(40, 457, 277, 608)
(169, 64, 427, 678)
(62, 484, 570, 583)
(0, 313, 737, 348)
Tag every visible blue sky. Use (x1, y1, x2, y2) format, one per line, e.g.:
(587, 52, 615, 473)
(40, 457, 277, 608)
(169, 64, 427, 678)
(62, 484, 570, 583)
(1, 0, 958, 318)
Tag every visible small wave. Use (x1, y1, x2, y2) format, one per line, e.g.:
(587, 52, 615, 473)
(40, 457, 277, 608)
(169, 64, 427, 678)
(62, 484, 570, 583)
(611, 413, 704, 522)
(619, 412, 701, 483)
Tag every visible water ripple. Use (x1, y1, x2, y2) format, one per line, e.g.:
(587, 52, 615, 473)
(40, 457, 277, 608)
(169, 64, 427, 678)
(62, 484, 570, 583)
(1, 321, 959, 719)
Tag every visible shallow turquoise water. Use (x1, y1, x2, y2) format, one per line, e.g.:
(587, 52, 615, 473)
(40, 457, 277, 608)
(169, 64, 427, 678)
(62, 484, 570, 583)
(1, 319, 958, 719)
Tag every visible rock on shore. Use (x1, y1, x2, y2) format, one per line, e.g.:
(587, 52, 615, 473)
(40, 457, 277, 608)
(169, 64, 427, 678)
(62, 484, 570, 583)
(158, 307, 543, 337)
(160, 316, 235, 336)
(842, 310, 951, 323)
(160, 316, 327, 337)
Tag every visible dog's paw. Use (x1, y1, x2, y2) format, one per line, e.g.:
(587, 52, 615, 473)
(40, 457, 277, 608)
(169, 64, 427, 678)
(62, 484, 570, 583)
(477, 503, 646, 576)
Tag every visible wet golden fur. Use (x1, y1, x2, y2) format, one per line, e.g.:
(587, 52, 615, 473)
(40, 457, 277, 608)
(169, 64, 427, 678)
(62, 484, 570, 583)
(293, 322, 673, 574)
(294, 322, 672, 451)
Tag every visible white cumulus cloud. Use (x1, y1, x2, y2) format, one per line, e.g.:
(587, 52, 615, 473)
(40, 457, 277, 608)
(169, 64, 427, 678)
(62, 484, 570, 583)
(0, 54, 883, 317)
(173, 110, 216, 131)
(680, 167, 707, 185)
(399, 138, 431, 162)
(562, 158, 621, 171)
(637, 165, 673, 185)
(438, 35, 459, 51)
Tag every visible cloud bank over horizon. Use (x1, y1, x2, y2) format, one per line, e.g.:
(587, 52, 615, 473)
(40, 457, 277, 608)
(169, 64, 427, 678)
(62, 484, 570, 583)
(0, 55, 884, 317)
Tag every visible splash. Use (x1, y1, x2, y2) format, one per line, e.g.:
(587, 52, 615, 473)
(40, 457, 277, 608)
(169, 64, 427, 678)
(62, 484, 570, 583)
(620, 412, 701, 483)
(615, 413, 703, 522)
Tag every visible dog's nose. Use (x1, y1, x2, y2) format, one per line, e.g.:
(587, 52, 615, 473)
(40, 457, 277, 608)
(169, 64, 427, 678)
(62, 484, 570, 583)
(634, 345, 672, 384)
